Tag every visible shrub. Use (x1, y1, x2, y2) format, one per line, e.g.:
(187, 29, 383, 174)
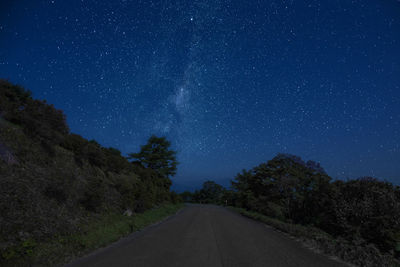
(80, 176, 107, 212)
(0, 81, 180, 266)
(230, 154, 400, 259)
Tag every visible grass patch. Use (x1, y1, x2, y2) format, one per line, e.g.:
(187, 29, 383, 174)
(2, 203, 184, 266)
(227, 207, 331, 240)
(228, 206, 400, 267)
(73, 203, 183, 250)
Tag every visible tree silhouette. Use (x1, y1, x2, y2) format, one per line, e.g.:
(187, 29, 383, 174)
(128, 135, 178, 179)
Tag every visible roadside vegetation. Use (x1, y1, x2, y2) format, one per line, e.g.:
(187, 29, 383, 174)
(4, 203, 183, 266)
(0, 80, 182, 266)
(184, 155, 400, 267)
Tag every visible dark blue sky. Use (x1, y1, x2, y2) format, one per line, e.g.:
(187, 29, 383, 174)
(1, 0, 399, 190)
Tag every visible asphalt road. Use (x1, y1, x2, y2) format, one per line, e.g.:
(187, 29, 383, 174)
(67, 204, 347, 267)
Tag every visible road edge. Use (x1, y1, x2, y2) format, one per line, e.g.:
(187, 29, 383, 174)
(64, 204, 186, 267)
(226, 206, 400, 267)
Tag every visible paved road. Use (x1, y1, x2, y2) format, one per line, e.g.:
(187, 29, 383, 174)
(68, 204, 346, 267)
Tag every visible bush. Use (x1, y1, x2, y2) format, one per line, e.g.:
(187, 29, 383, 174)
(0, 80, 69, 146)
(229, 154, 400, 261)
(230, 207, 399, 267)
(170, 191, 182, 204)
(329, 178, 400, 253)
(103, 147, 129, 173)
(80, 176, 107, 212)
(86, 140, 106, 167)
(0, 80, 181, 266)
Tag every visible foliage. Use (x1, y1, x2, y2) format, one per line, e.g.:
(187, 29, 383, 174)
(191, 180, 226, 204)
(103, 147, 129, 173)
(328, 178, 400, 252)
(128, 135, 178, 179)
(2, 204, 183, 266)
(228, 153, 400, 264)
(0, 80, 182, 266)
(0, 79, 69, 148)
(229, 207, 399, 267)
(181, 181, 228, 205)
(170, 191, 182, 204)
(180, 191, 195, 202)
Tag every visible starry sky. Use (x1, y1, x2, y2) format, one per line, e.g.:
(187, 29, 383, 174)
(1, 0, 400, 191)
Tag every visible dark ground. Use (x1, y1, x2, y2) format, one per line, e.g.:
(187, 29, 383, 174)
(67, 204, 347, 267)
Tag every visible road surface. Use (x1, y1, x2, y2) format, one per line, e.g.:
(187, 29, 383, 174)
(67, 204, 346, 267)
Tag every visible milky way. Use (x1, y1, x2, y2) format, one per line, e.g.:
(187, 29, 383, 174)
(147, 0, 224, 159)
(0, 0, 399, 190)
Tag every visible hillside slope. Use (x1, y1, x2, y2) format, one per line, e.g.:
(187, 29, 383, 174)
(0, 80, 179, 264)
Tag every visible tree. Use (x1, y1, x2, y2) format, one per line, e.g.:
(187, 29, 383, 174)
(128, 135, 178, 179)
(180, 191, 194, 202)
(201, 181, 224, 203)
(328, 177, 400, 252)
(192, 181, 225, 204)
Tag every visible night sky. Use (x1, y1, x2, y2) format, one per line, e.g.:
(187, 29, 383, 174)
(1, 0, 400, 191)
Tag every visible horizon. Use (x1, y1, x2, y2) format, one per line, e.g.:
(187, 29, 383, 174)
(1, 0, 399, 190)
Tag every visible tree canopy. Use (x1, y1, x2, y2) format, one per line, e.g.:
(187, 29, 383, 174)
(128, 135, 178, 179)
(229, 153, 400, 260)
